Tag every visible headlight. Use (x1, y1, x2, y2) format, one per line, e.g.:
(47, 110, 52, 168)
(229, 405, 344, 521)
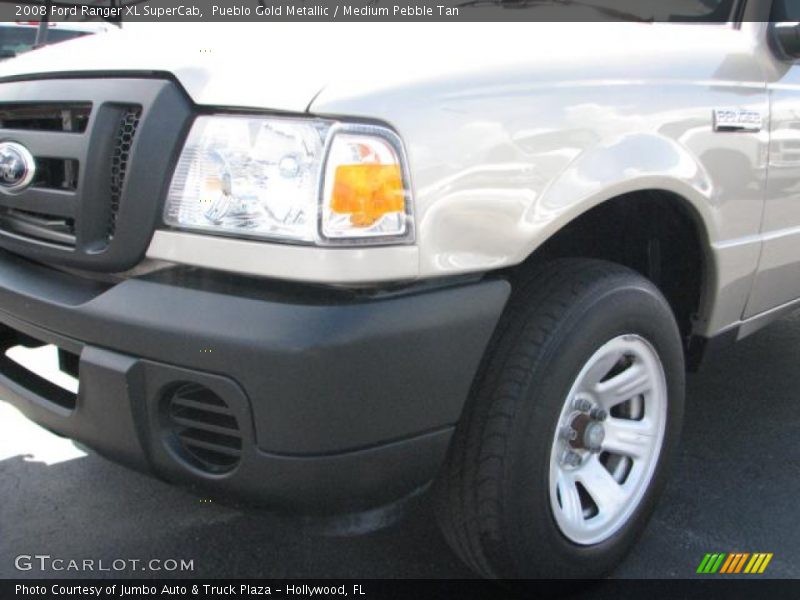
(164, 115, 413, 245)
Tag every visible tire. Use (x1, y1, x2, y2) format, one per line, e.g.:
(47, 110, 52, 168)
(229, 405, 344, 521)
(434, 259, 685, 579)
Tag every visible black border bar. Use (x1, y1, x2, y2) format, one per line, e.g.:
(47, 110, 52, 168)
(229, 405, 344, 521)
(0, 0, 761, 23)
(4, 579, 800, 600)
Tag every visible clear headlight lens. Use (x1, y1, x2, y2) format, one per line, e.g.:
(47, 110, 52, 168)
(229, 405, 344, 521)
(165, 115, 329, 243)
(165, 116, 413, 245)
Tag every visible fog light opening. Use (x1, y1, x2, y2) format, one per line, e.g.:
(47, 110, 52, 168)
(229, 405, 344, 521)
(161, 382, 243, 475)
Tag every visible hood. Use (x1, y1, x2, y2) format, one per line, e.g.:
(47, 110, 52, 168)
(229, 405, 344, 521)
(0, 22, 754, 114)
(0, 23, 331, 112)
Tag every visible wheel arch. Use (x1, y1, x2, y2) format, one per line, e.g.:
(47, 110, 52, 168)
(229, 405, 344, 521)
(512, 185, 716, 353)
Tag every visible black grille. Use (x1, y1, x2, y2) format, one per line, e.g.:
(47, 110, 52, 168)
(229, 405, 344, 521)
(0, 78, 192, 272)
(165, 383, 243, 474)
(0, 102, 142, 248)
(0, 104, 86, 246)
(108, 108, 141, 239)
(0, 103, 90, 132)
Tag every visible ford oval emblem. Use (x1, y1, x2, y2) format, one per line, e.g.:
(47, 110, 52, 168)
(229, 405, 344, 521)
(0, 142, 35, 194)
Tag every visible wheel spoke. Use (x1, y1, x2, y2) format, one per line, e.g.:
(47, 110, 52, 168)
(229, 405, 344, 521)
(594, 362, 651, 409)
(602, 417, 654, 459)
(556, 470, 584, 525)
(576, 456, 627, 516)
(582, 348, 624, 388)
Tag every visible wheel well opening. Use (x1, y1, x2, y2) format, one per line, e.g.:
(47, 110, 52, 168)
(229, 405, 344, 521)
(512, 191, 707, 346)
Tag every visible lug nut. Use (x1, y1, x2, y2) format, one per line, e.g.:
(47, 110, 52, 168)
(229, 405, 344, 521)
(589, 407, 608, 421)
(572, 397, 593, 412)
(563, 451, 582, 468)
(559, 426, 578, 442)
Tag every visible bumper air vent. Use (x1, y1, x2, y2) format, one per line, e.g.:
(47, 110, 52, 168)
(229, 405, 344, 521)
(165, 382, 243, 474)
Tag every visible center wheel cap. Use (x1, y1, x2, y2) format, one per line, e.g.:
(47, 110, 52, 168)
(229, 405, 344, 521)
(583, 421, 605, 452)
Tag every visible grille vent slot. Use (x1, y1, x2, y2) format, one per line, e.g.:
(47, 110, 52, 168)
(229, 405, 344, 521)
(35, 157, 79, 191)
(0, 102, 90, 132)
(108, 107, 141, 239)
(0, 208, 75, 246)
(165, 383, 243, 474)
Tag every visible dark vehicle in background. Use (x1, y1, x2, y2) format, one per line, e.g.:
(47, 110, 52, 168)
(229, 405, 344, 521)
(0, 22, 110, 59)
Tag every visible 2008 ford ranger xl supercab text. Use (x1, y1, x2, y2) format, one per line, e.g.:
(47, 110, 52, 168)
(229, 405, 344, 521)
(0, 2, 798, 579)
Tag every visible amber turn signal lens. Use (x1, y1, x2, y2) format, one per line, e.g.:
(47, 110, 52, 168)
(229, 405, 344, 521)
(330, 164, 405, 227)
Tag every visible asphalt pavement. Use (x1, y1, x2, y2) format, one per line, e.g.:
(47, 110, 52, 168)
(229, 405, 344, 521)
(1, 311, 799, 579)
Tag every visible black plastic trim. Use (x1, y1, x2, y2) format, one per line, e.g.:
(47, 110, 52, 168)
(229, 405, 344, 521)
(0, 77, 193, 271)
(686, 327, 739, 371)
(0, 255, 510, 510)
(0, 250, 510, 454)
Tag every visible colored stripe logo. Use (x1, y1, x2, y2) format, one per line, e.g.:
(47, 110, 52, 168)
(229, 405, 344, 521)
(697, 553, 773, 574)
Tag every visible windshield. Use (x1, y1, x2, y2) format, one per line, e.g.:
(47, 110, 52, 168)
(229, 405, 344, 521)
(0, 26, 89, 59)
(464, 0, 738, 22)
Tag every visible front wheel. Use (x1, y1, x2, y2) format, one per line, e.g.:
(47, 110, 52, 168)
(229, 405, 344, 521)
(435, 259, 685, 579)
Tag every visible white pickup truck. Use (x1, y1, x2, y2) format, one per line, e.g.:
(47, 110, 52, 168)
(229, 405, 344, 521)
(0, 1, 797, 579)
